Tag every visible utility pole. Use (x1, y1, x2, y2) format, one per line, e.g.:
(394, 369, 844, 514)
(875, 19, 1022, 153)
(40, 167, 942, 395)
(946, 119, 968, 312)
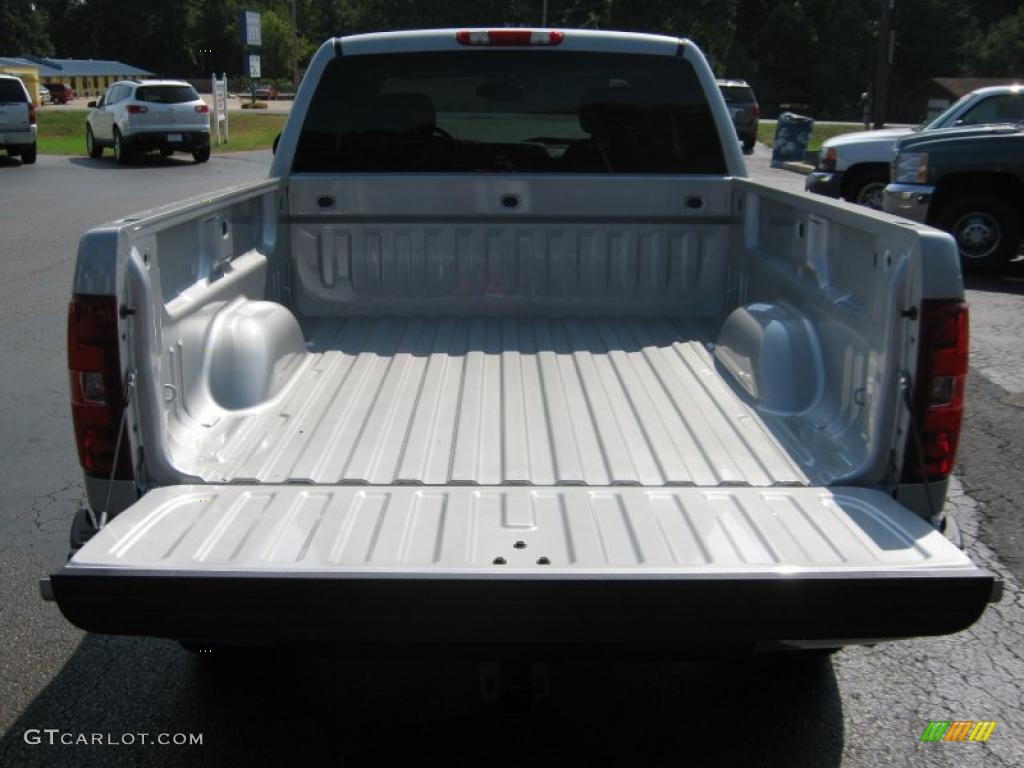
(542, 0, 548, 27)
(292, 0, 299, 90)
(872, 0, 894, 129)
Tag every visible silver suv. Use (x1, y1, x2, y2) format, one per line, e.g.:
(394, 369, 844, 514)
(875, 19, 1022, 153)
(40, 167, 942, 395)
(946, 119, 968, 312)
(0, 74, 37, 164)
(85, 80, 211, 164)
(717, 78, 759, 155)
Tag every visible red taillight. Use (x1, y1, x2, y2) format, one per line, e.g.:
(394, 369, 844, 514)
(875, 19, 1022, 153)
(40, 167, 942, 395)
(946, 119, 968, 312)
(127, 104, 148, 114)
(195, 103, 210, 113)
(28, 101, 36, 125)
(752, 103, 760, 118)
(456, 29, 564, 46)
(902, 300, 968, 483)
(68, 295, 133, 479)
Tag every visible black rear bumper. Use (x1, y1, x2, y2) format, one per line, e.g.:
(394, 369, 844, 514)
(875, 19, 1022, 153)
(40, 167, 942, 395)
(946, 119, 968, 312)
(50, 568, 996, 654)
(126, 130, 209, 151)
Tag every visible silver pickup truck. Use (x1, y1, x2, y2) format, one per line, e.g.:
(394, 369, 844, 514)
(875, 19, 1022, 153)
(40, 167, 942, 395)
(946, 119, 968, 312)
(46, 29, 999, 656)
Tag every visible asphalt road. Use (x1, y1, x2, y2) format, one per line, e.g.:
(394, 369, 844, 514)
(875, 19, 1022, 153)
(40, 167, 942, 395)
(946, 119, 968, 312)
(0, 147, 1022, 767)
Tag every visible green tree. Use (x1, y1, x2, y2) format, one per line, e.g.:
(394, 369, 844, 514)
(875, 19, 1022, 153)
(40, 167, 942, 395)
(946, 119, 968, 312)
(37, 0, 75, 56)
(0, 0, 53, 55)
(18, 0, 1024, 112)
(606, 0, 738, 71)
(258, 5, 318, 80)
(891, 0, 976, 95)
(751, 0, 820, 111)
(307, 0, 358, 40)
(192, 0, 243, 78)
(961, 4, 1024, 76)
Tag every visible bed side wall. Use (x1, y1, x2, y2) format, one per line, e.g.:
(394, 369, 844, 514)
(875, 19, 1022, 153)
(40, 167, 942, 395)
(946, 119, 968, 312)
(285, 176, 736, 318)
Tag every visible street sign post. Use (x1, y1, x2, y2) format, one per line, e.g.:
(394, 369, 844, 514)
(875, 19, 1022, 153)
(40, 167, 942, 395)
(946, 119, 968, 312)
(240, 11, 262, 47)
(246, 55, 261, 79)
(239, 10, 263, 107)
(211, 73, 229, 144)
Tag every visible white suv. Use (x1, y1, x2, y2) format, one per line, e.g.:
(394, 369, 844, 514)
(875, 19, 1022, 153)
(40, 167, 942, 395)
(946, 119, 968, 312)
(85, 80, 211, 164)
(0, 74, 37, 164)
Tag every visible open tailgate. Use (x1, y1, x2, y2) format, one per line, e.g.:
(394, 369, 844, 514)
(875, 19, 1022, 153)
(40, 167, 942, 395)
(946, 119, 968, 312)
(50, 485, 996, 649)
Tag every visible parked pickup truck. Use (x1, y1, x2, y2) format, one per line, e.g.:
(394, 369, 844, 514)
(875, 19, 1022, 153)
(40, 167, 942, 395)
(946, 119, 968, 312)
(45, 29, 999, 657)
(806, 84, 1024, 209)
(885, 121, 1023, 271)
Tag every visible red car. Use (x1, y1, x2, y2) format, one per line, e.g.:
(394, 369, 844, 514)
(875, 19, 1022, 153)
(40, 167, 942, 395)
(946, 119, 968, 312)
(46, 83, 76, 104)
(253, 85, 278, 101)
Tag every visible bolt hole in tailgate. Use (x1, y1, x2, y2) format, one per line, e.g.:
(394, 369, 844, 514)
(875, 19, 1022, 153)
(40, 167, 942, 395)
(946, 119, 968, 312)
(52, 485, 994, 651)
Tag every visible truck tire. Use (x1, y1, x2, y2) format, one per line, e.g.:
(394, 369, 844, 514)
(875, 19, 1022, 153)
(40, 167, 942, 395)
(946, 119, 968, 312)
(843, 167, 888, 210)
(113, 129, 132, 165)
(20, 142, 37, 164)
(192, 146, 210, 163)
(86, 126, 103, 158)
(936, 194, 1021, 272)
(742, 136, 756, 155)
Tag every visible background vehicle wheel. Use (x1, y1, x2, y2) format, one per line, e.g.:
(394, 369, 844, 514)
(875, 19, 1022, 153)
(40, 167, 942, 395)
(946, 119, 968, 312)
(20, 142, 37, 164)
(86, 126, 102, 158)
(192, 146, 210, 163)
(113, 129, 132, 165)
(936, 194, 1020, 272)
(742, 136, 756, 154)
(843, 167, 889, 210)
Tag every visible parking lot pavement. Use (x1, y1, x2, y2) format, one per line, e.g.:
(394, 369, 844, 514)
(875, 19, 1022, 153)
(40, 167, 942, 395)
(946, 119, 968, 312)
(964, 271, 1024, 396)
(743, 141, 808, 193)
(0, 151, 1022, 767)
(199, 94, 294, 113)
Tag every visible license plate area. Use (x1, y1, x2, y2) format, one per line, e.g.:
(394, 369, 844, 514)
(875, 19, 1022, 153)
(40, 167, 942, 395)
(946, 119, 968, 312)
(167, 133, 183, 143)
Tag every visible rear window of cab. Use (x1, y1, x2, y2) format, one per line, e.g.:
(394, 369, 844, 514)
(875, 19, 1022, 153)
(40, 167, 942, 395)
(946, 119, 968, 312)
(0, 80, 27, 103)
(719, 85, 756, 104)
(293, 50, 726, 174)
(135, 86, 200, 104)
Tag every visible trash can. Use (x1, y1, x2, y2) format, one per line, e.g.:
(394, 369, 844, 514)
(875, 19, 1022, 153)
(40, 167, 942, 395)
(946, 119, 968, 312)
(771, 112, 815, 167)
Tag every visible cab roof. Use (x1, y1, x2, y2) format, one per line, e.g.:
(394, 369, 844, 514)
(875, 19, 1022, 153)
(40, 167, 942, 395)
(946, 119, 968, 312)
(117, 79, 194, 88)
(335, 28, 686, 57)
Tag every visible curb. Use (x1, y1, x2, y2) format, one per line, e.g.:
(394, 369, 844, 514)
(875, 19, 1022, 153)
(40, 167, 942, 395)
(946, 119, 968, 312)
(780, 161, 814, 175)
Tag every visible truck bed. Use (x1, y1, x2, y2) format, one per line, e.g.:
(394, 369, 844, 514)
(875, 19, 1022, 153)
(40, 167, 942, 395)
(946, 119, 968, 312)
(54, 32, 997, 651)
(184, 315, 807, 487)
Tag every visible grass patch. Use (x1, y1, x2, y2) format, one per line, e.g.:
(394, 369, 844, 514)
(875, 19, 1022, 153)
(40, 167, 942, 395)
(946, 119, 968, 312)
(757, 121, 864, 152)
(209, 112, 286, 152)
(35, 110, 286, 155)
(34, 110, 84, 154)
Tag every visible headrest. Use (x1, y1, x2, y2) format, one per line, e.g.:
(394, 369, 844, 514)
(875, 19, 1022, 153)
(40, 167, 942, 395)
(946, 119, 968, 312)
(578, 86, 645, 135)
(371, 93, 437, 133)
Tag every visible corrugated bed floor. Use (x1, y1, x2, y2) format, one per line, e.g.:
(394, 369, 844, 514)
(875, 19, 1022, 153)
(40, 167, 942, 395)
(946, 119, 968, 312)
(193, 316, 808, 487)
